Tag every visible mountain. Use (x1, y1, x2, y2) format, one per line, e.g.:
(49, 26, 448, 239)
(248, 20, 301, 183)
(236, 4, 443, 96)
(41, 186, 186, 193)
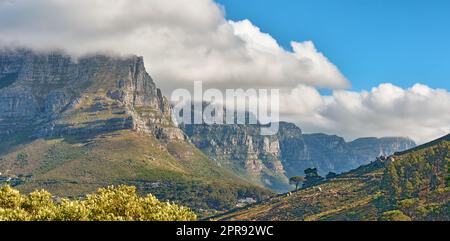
(182, 123, 290, 191)
(182, 122, 415, 191)
(211, 134, 449, 221)
(297, 134, 416, 176)
(0, 49, 272, 215)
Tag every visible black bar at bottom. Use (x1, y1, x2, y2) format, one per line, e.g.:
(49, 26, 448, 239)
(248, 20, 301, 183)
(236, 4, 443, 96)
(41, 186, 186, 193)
(1, 221, 444, 240)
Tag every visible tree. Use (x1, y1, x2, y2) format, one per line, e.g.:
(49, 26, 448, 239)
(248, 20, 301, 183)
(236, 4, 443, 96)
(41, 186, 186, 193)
(289, 176, 305, 191)
(303, 168, 324, 187)
(304, 168, 319, 177)
(326, 172, 338, 179)
(16, 152, 29, 168)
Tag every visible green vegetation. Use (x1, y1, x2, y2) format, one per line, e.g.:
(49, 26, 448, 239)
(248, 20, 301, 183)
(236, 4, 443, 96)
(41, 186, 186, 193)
(377, 141, 449, 220)
(381, 141, 448, 202)
(0, 130, 271, 216)
(212, 178, 380, 221)
(0, 185, 196, 221)
(289, 176, 305, 191)
(212, 139, 450, 221)
(16, 152, 29, 168)
(394, 192, 449, 221)
(303, 168, 324, 187)
(379, 210, 412, 221)
(326, 172, 338, 179)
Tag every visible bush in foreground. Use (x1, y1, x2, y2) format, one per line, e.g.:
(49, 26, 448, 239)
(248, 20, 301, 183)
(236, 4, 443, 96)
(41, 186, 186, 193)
(0, 185, 197, 221)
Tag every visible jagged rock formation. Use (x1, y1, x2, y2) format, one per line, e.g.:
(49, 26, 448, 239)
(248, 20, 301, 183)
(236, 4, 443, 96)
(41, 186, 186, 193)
(182, 122, 416, 191)
(0, 49, 272, 214)
(289, 134, 416, 177)
(0, 48, 417, 197)
(182, 123, 289, 190)
(0, 49, 184, 141)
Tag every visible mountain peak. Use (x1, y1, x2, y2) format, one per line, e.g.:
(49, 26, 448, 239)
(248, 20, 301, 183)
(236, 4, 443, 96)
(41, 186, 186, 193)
(0, 49, 182, 141)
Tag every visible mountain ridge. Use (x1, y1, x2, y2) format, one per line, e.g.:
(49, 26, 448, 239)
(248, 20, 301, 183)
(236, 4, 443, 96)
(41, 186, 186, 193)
(182, 121, 415, 191)
(211, 133, 449, 221)
(0, 49, 272, 215)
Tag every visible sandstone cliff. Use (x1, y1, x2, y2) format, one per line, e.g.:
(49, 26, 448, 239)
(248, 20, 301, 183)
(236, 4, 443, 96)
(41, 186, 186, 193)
(0, 49, 271, 214)
(182, 122, 416, 191)
(0, 49, 184, 141)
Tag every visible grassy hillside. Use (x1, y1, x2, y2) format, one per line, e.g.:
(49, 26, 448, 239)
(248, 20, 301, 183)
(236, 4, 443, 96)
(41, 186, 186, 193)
(212, 136, 450, 221)
(0, 91, 272, 217)
(0, 129, 271, 216)
(0, 52, 274, 218)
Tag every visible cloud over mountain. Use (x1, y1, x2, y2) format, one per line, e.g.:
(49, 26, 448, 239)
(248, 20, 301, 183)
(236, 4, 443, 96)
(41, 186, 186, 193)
(281, 83, 450, 144)
(0, 0, 348, 91)
(0, 0, 448, 143)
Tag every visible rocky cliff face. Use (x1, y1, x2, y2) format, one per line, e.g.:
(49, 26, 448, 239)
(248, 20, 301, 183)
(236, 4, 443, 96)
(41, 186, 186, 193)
(0, 49, 273, 213)
(294, 134, 416, 177)
(0, 49, 185, 142)
(182, 122, 416, 190)
(0, 49, 417, 194)
(183, 124, 288, 190)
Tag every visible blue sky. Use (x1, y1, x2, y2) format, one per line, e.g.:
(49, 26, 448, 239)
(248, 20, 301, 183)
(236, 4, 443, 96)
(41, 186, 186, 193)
(2, 0, 448, 142)
(217, 0, 450, 91)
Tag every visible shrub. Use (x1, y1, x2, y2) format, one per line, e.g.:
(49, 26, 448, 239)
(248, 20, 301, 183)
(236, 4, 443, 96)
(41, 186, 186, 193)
(379, 210, 412, 221)
(0, 185, 196, 221)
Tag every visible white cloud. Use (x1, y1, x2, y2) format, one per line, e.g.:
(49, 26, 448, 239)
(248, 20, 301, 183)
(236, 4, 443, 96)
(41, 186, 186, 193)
(0, 0, 448, 143)
(281, 83, 450, 144)
(0, 0, 349, 92)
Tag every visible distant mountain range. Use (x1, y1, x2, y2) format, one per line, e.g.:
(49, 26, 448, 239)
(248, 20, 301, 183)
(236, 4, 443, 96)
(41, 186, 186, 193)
(183, 122, 415, 191)
(0, 49, 419, 216)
